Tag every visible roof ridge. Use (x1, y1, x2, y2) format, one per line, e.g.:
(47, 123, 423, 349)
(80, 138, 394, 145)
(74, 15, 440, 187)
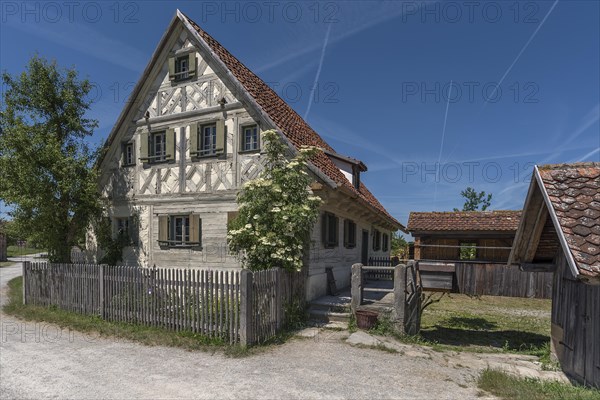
(538, 162, 600, 170)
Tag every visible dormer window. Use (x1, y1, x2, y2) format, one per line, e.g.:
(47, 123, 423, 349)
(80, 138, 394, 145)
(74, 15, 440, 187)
(168, 51, 196, 82)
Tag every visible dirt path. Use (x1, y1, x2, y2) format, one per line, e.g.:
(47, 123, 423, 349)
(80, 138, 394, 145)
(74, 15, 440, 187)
(0, 261, 507, 399)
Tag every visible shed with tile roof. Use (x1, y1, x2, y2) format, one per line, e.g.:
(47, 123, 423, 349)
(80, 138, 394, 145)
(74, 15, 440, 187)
(509, 162, 600, 389)
(407, 210, 522, 262)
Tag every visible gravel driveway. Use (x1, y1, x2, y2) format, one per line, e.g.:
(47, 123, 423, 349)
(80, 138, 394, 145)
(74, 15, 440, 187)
(0, 260, 490, 400)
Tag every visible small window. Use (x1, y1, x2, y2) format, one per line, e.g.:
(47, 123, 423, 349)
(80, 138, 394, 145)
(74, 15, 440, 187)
(352, 166, 360, 190)
(241, 125, 259, 152)
(373, 229, 381, 251)
(175, 56, 189, 80)
(199, 123, 217, 157)
(115, 217, 129, 237)
(344, 220, 356, 249)
(321, 212, 338, 248)
(158, 214, 201, 248)
(459, 242, 477, 260)
(122, 142, 135, 166)
(382, 233, 389, 252)
(151, 131, 166, 161)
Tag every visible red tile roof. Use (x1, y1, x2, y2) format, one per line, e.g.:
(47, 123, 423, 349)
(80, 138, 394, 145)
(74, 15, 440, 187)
(407, 210, 522, 233)
(183, 14, 401, 229)
(538, 163, 600, 278)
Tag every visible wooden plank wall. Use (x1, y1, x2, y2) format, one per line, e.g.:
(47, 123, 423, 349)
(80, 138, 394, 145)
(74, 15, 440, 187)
(551, 251, 600, 389)
(0, 233, 7, 262)
(22, 263, 306, 346)
(454, 262, 553, 299)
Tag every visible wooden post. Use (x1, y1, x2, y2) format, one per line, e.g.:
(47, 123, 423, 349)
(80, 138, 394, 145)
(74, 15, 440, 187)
(274, 268, 282, 331)
(393, 263, 407, 334)
(239, 269, 253, 347)
(99, 264, 106, 319)
(350, 263, 363, 313)
(22, 261, 30, 305)
(414, 237, 421, 260)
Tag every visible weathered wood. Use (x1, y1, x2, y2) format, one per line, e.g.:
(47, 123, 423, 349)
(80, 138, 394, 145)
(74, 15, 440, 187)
(239, 269, 252, 346)
(350, 263, 363, 313)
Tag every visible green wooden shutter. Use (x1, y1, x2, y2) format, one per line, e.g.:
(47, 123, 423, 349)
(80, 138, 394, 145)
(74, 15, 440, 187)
(188, 53, 196, 77)
(158, 215, 168, 243)
(166, 128, 175, 161)
(168, 57, 175, 81)
(128, 216, 138, 245)
(189, 214, 201, 247)
(189, 123, 198, 156)
(321, 214, 327, 246)
(140, 131, 149, 161)
(334, 216, 339, 247)
(216, 120, 225, 155)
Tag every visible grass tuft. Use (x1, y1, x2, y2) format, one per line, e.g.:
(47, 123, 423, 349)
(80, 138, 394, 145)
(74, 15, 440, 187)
(478, 369, 600, 400)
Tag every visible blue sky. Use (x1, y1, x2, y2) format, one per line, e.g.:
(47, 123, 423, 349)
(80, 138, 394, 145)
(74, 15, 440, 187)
(1, 1, 599, 229)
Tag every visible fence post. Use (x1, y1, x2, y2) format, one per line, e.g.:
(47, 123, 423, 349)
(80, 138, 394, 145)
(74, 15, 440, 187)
(350, 263, 363, 313)
(393, 263, 407, 333)
(239, 269, 253, 347)
(99, 264, 106, 319)
(22, 261, 30, 305)
(275, 268, 282, 331)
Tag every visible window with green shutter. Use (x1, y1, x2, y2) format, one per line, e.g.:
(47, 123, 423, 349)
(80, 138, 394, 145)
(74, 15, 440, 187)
(344, 219, 356, 249)
(169, 52, 196, 82)
(322, 212, 339, 248)
(157, 214, 201, 249)
(373, 229, 381, 251)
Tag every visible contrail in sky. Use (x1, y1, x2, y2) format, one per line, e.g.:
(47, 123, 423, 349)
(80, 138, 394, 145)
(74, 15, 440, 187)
(434, 81, 454, 207)
(304, 24, 332, 121)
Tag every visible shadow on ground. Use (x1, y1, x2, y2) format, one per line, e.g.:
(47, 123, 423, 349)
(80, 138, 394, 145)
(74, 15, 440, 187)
(420, 316, 549, 351)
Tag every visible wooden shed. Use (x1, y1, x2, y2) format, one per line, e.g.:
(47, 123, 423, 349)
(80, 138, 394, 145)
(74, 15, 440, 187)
(509, 162, 600, 389)
(408, 210, 521, 262)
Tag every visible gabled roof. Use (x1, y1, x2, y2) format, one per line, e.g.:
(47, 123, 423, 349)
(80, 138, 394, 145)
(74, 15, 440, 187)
(509, 162, 600, 282)
(407, 210, 521, 233)
(100, 10, 402, 230)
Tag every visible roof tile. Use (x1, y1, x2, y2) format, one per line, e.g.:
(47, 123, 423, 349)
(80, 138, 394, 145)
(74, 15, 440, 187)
(538, 162, 600, 277)
(407, 210, 521, 233)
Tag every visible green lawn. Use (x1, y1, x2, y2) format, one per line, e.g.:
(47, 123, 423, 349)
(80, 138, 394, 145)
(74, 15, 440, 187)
(6, 245, 45, 257)
(420, 293, 552, 354)
(478, 369, 600, 400)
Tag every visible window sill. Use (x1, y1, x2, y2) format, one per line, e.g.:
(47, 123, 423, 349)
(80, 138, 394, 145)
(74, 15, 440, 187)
(344, 245, 356, 249)
(238, 149, 261, 155)
(158, 241, 201, 250)
(122, 163, 136, 168)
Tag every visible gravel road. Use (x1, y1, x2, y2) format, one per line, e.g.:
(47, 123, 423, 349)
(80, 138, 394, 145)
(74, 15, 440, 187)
(0, 259, 489, 400)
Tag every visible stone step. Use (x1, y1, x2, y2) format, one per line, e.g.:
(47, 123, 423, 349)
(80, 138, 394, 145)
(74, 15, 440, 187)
(308, 308, 351, 323)
(308, 299, 351, 313)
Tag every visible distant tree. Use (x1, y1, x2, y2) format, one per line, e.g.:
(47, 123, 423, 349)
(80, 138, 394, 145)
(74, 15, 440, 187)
(391, 232, 409, 259)
(0, 56, 100, 262)
(454, 187, 492, 212)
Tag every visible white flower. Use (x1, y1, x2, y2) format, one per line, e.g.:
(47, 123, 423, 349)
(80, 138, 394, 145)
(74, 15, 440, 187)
(245, 224, 252, 229)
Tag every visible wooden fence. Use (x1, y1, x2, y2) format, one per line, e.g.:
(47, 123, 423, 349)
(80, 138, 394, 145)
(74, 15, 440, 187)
(453, 262, 553, 299)
(22, 262, 304, 345)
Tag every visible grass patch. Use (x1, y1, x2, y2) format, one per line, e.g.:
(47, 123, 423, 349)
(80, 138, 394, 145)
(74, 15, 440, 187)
(7, 245, 44, 257)
(3, 276, 302, 356)
(419, 294, 552, 357)
(478, 369, 600, 400)
(0, 261, 15, 267)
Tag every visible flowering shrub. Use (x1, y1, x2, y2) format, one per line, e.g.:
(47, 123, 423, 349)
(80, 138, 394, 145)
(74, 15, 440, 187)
(227, 130, 322, 271)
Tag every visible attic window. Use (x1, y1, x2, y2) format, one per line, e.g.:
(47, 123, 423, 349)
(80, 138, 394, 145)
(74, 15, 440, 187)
(169, 52, 196, 82)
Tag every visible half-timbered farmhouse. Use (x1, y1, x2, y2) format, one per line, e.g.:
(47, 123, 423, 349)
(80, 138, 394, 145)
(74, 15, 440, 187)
(509, 163, 600, 388)
(92, 10, 403, 301)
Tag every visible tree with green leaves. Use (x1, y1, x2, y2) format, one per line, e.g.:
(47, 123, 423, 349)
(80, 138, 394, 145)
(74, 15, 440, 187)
(390, 232, 408, 259)
(227, 130, 322, 271)
(0, 56, 100, 263)
(454, 187, 492, 211)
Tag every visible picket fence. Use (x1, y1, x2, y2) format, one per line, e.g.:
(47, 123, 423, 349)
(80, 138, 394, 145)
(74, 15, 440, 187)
(22, 262, 304, 345)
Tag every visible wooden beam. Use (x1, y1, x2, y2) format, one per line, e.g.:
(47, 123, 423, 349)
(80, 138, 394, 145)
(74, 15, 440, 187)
(523, 202, 548, 262)
(520, 262, 556, 273)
